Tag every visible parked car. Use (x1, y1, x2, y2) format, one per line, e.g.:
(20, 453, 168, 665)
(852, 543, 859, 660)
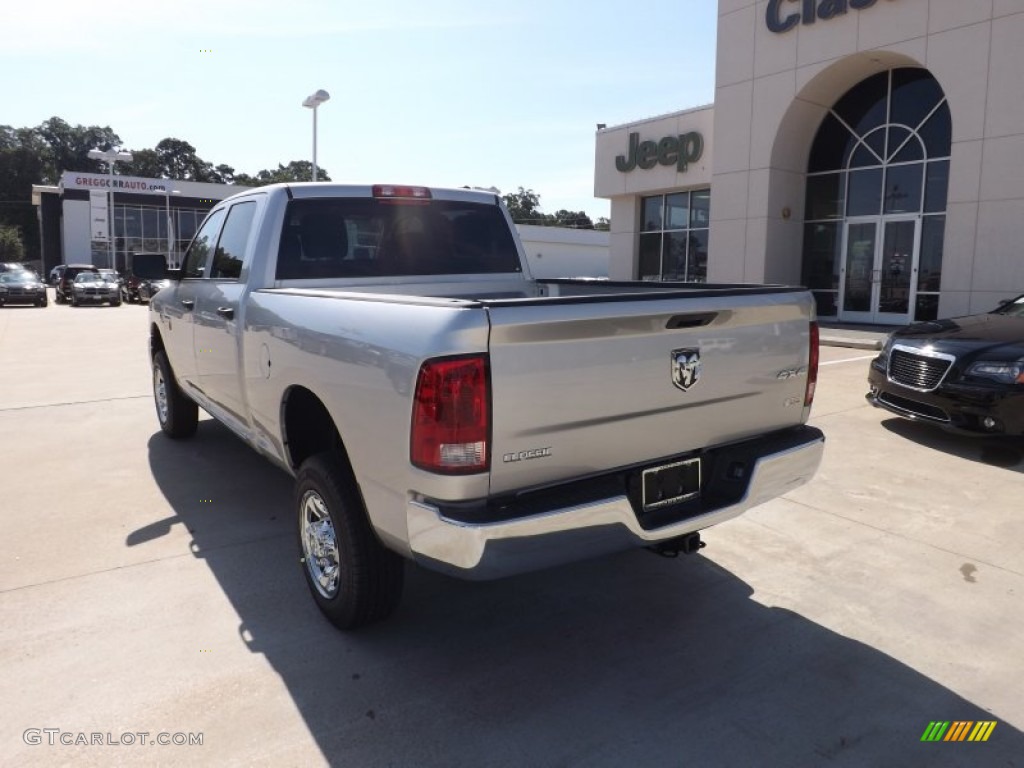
(55, 264, 99, 304)
(70, 271, 121, 306)
(0, 271, 48, 307)
(50, 265, 66, 285)
(137, 277, 171, 302)
(99, 269, 125, 295)
(123, 253, 169, 303)
(867, 295, 1024, 436)
(1, 262, 33, 275)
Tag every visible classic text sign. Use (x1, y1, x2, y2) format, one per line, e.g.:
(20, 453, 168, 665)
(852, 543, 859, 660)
(615, 132, 704, 173)
(766, 0, 890, 34)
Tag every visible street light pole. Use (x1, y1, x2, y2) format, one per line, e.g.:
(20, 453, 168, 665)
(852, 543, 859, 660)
(301, 89, 330, 182)
(87, 148, 133, 270)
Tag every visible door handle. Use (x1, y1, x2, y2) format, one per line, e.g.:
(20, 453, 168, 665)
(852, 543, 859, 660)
(180, 299, 195, 310)
(216, 307, 235, 320)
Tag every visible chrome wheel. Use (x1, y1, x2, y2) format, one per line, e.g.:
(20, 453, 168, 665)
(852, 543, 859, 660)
(153, 366, 169, 425)
(301, 490, 341, 598)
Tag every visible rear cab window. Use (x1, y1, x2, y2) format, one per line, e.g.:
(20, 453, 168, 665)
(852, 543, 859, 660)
(275, 198, 521, 280)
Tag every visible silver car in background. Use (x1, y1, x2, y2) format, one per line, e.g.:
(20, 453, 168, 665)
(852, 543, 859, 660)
(71, 272, 122, 307)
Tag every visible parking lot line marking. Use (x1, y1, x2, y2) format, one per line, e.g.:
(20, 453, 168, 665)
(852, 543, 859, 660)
(820, 354, 877, 366)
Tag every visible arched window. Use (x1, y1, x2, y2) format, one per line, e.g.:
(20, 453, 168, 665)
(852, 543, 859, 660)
(801, 68, 951, 320)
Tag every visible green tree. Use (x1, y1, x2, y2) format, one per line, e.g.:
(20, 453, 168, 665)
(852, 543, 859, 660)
(502, 187, 545, 224)
(0, 139, 44, 260)
(595, 217, 610, 231)
(233, 160, 331, 186)
(35, 117, 121, 183)
(0, 224, 25, 261)
(123, 148, 164, 178)
(551, 209, 594, 229)
(153, 138, 214, 181)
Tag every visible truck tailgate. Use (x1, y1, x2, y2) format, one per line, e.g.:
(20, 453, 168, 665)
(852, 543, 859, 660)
(484, 291, 814, 495)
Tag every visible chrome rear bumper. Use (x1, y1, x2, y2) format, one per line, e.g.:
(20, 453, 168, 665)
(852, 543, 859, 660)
(407, 432, 824, 579)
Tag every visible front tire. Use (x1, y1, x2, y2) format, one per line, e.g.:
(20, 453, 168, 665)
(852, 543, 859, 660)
(152, 351, 198, 438)
(295, 453, 404, 630)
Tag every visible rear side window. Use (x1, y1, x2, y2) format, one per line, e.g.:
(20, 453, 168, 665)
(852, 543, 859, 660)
(276, 198, 521, 280)
(211, 202, 257, 279)
(182, 208, 227, 278)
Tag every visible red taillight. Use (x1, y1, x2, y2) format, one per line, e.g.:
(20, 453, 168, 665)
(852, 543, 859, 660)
(373, 185, 432, 200)
(411, 355, 489, 474)
(805, 321, 819, 407)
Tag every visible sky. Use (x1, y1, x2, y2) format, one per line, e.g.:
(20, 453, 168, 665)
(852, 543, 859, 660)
(1, 0, 719, 221)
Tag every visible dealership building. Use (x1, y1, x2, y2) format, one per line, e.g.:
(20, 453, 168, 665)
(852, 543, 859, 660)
(596, 0, 1024, 324)
(32, 172, 248, 273)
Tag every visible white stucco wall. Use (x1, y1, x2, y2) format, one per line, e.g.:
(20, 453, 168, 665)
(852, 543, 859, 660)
(516, 224, 610, 278)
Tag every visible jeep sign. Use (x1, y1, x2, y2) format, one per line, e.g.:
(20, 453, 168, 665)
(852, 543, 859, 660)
(615, 131, 704, 173)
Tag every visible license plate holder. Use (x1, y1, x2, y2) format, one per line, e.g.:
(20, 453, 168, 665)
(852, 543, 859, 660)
(642, 458, 701, 512)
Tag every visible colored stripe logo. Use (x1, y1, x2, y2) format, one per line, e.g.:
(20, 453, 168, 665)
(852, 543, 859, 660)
(921, 721, 997, 742)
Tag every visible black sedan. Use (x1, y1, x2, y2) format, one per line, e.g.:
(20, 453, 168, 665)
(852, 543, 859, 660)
(0, 271, 48, 307)
(867, 295, 1024, 436)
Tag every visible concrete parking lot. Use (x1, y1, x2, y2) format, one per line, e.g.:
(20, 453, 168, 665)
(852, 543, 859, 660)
(1, 295, 1021, 767)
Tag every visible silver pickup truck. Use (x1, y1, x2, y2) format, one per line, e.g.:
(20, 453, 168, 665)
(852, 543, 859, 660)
(149, 183, 824, 629)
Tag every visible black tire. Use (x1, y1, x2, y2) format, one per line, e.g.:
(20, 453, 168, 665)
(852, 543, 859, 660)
(111, 298, 122, 307)
(71, 295, 79, 307)
(152, 350, 198, 439)
(295, 453, 404, 630)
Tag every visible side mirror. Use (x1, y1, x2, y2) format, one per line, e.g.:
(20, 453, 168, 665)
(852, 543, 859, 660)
(165, 268, 182, 281)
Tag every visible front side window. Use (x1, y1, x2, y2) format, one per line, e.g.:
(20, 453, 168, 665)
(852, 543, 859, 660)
(637, 189, 710, 282)
(182, 209, 227, 278)
(211, 202, 257, 279)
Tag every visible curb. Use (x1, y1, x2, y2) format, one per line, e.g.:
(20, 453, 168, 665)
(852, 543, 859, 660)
(820, 336, 882, 351)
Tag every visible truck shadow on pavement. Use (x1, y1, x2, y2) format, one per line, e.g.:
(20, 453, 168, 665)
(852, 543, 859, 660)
(142, 419, 1023, 767)
(881, 418, 1024, 472)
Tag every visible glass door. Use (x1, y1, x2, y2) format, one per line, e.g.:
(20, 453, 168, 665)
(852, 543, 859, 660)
(839, 216, 920, 324)
(839, 218, 878, 324)
(875, 216, 920, 324)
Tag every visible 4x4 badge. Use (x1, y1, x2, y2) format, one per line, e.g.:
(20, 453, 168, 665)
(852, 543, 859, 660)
(671, 348, 701, 391)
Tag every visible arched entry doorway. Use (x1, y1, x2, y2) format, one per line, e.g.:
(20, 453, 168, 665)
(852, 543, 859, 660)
(801, 68, 951, 324)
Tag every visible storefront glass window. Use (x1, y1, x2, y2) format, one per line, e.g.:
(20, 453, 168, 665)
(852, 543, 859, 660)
(124, 207, 141, 238)
(883, 163, 923, 214)
(641, 197, 662, 232)
(918, 216, 944, 294)
(690, 190, 710, 228)
(665, 193, 689, 229)
(924, 160, 949, 214)
(833, 72, 888, 136)
(847, 168, 883, 216)
(805, 173, 845, 220)
(803, 68, 951, 320)
(637, 189, 711, 282)
(638, 232, 661, 280)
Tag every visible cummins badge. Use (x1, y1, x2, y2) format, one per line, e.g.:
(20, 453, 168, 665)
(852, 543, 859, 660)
(671, 348, 701, 391)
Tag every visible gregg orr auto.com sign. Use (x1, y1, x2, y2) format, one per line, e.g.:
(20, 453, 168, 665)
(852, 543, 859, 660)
(60, 171, 172, 195)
